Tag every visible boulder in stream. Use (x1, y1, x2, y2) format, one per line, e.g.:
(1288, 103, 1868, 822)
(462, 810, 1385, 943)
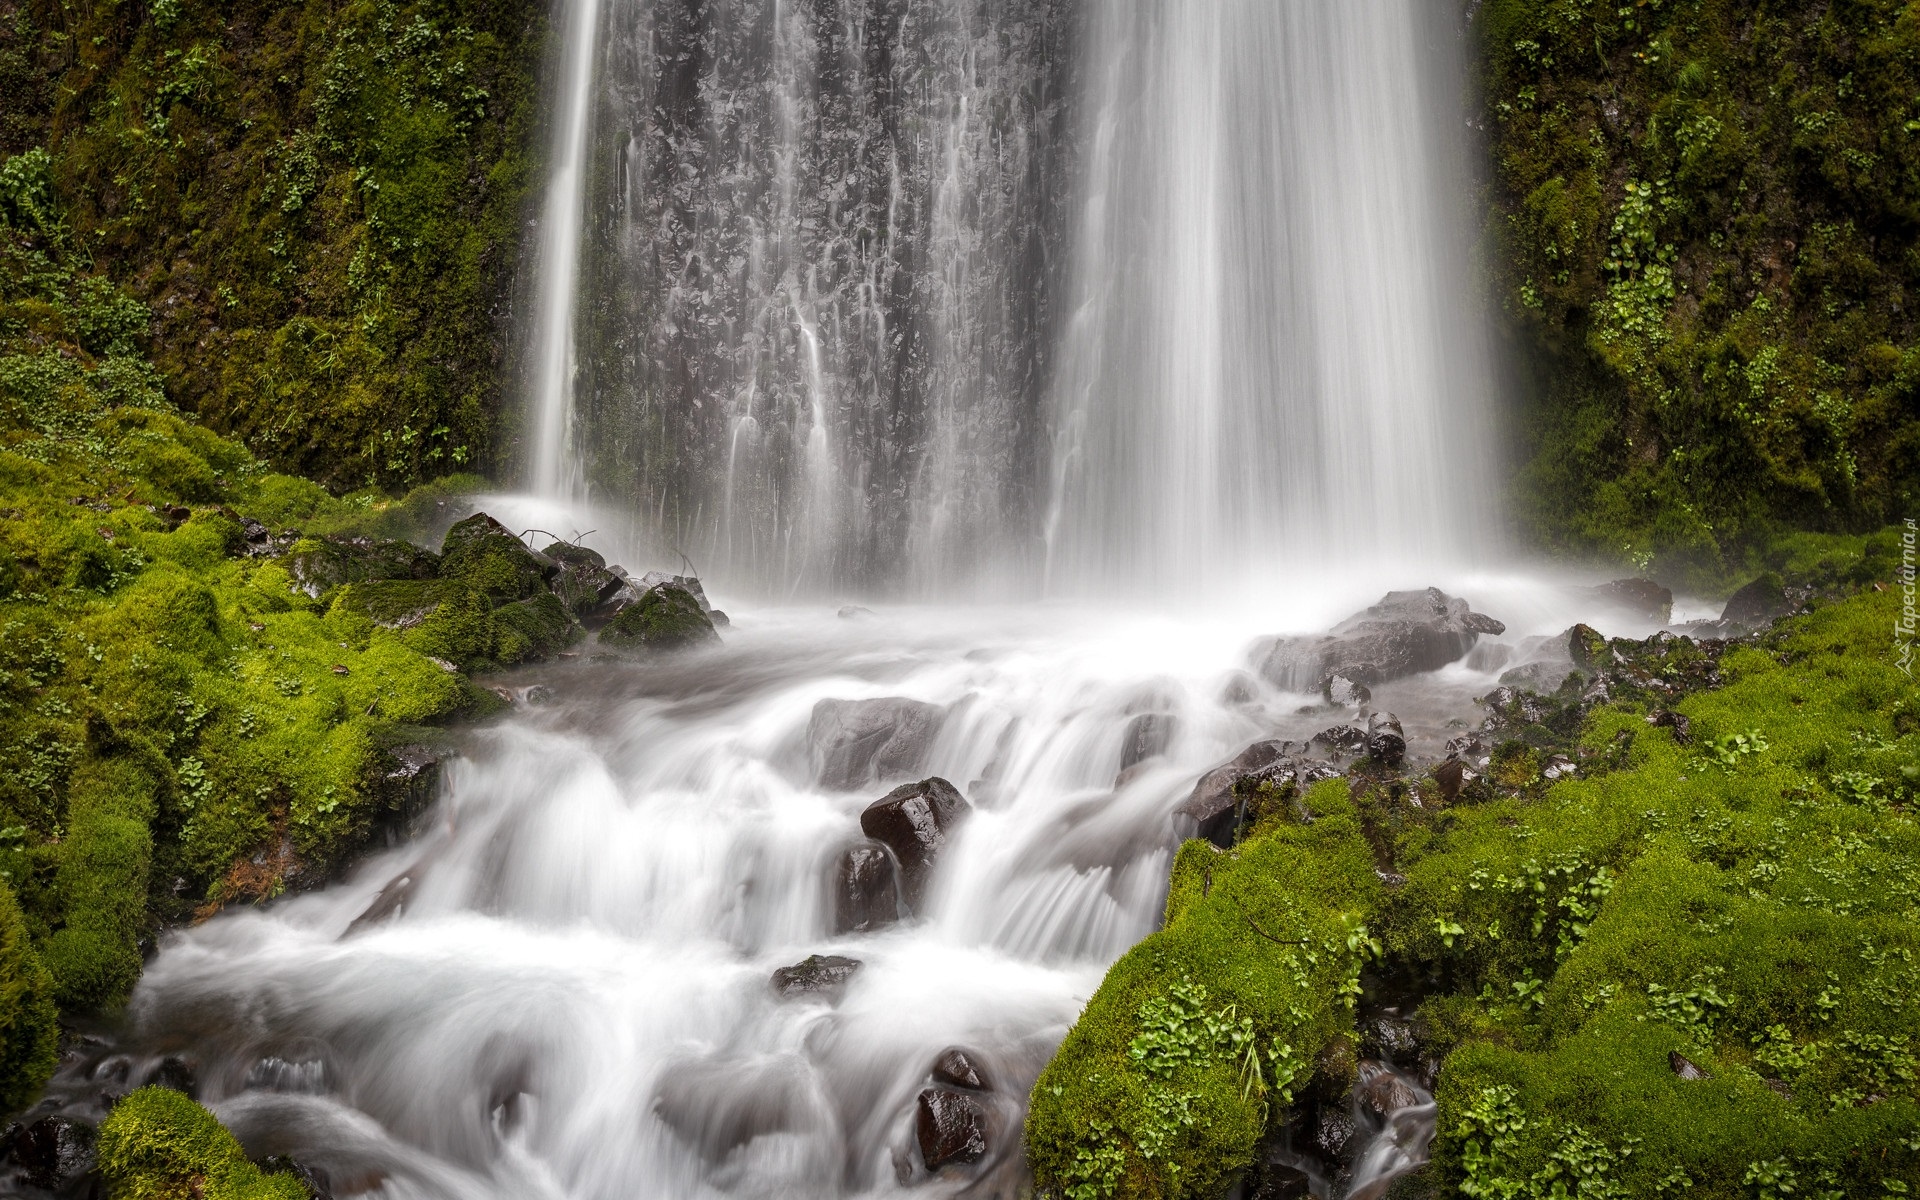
(770, 954, 863, 1000)
(915, 1087, 988, 1170)
(859, 777, 970, 909)
(1583, 577, 1673, 623)
(1176, 739, 1290, 846)
(1365, 713, 1406, 767)
(439, 513, 555, 602)
(1721, 573, 1791, 628)
(598, 584, 719, 652)
(832, 841, 900, 934)
(931, 1048, 991, 1091)
(1118, 713, 1178, 772)
(543, 542, 626, 622)
(4, 1116, 95, 1191)
(1254, 587, 1505, 694)
(809, 698, 946, 791)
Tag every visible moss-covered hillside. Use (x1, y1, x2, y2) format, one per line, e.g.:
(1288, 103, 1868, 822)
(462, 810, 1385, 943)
(1482, 0, 1920, 580)
(1030, 579, 1920, 1197)
(0, 0, 543, 490)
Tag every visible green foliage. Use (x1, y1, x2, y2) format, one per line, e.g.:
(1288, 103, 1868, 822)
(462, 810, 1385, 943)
(97, 1086, 310, 1200)
(4, 0, 542, 490)
(1402, 589, 1920, 1196)
(0, 879, 58, 1113)
(1482, 0, 1920, 580)
(1025, 779, 1382, 1199)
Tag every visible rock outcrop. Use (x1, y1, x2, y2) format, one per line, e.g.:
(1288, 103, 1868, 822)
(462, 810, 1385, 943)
(1253, 588, 1505, 695)
(858, 778, 970, 909)
(808, 698, 946, 791)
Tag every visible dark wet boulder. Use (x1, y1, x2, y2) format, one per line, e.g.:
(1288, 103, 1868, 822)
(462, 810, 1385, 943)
(6, 1116, 95, 1191)
(287, 536, 439, 600)
(1119, 713, 1178, 772)
(1326, 674, 1371, 706)
(770, 954, 863, 1000)
(1567, 624, 1610, 673)
(439, 513, 555, 602)
(808, 698, 946, 791)
(916, 1087, 988, 1170)
(932, 1048, 991, 1091)
(1721, 573, 1790, 627)
(1431, 757, 1475, 804)
(1254, 588, 1505, 693)
(1353, 1060, 1424, 1120)
(598, 584, 719, 652)
(1365, 713, 1406, 767)
(832, 841, 900, 934)
(145, 1056, 197, 1096)
(859, 777, 970, 909)
(1176, 739, 1290, 846)
(1584, 577, 1673, 623)
(544, 542, 625, 622)
(1312, 725, 1368, 756)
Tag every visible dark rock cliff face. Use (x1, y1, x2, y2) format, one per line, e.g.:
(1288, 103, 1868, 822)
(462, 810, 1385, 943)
(569, 0, 1079, 593)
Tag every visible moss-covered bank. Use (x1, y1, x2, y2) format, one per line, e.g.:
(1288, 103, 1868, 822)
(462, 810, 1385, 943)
(1031, 578, 1920, 1197)
(0, 0, 544, 489)
(1480, 0, 1920, 583)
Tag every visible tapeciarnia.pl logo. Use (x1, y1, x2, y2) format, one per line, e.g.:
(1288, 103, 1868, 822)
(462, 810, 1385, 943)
(1899, 517, 1916, 677)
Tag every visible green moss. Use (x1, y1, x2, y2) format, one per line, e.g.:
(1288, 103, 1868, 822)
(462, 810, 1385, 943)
(438, 512, 551, 602)
(1482, 1, 1920, 580)
(1378, 589, 1920, 1196)
(598, 584, 718, 652)
(0, 879, 58, 1112)
(3, 0, 543, 490)
(1025, 779, 1383, 1199)
(44, 759, 155, 1011)
(98, 1086, 310, 1200)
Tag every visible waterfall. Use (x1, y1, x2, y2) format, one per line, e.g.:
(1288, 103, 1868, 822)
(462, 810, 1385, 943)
(527, 0, 1075, 595)
(526, 0, 606, 501)
(523, 0, 1497, 597)
(1044, 1, 1499, 596)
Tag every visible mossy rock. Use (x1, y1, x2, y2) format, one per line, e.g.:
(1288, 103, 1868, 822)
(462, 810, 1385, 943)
(97, 1087, 311, 1200)
(1026, 779, 1382, 1199)
(438, 513, 552, 603)
(284, 535, 438, 601)
(598, 584, 718, 652)
(0, 880, 59, 1113)
(492, 591, 582, 664)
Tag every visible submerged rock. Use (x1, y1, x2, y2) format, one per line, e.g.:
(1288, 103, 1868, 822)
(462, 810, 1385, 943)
(832, 841, 900, 934)
(859, 777, 970, 909)
(915, 1087, 988, 1170)
(931, 1048, 991, 1091)
(1254, 588, 1505, 694)
(597, 584, 719, 652)
(1119, 712, 1178, 772)
(5, 1116, 95, 1191)
(770, 954, 863, 1000)
(809, 698, 946, 791)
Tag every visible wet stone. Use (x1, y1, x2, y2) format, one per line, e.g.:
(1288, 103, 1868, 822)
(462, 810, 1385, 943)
(833, 841, 900, 935)
(809, 698, 946, 792)
(931, 1047, 991, 1091)
(915, 1087, 988, 1170)
(1669, 1051, 1710, 1081)
(145, 1055, 197, 1096)
(770, 954, 863, 1000)
(1365, 713, 1406, 767)
(5, 1116, 96, 1191)
(1119, 712, 1178, 772)
(859, 778, 971, 910)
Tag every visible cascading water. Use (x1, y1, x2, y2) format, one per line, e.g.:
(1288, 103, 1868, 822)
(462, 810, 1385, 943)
(533, 0, 1075, 595)
(13, 5, 1539, 1199)
(1044, 1, 1500, 595)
